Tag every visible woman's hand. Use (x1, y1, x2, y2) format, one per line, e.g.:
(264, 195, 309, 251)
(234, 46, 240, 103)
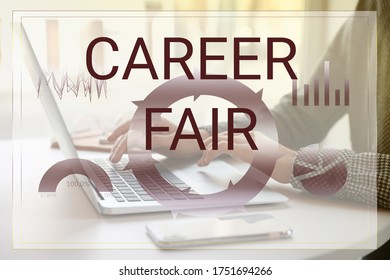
(197, 131, 297, 184)
(108, 118, 210, 162)
(197, 131, 255, 166)
(108, 120, 296, 184)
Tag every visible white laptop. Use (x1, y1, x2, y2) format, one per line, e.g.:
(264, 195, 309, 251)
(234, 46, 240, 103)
(19, 25, 288, 215)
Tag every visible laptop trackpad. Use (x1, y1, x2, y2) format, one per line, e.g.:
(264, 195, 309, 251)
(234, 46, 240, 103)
(158, 157, 248, 195)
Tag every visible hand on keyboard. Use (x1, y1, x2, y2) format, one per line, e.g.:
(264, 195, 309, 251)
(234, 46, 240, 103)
(107, 118, 210, 162)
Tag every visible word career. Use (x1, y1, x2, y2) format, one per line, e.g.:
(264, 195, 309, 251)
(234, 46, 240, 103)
(86, 37, 297, 80)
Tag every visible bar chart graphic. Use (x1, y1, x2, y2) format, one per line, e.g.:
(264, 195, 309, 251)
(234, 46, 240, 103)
(292, 61, 350, 106)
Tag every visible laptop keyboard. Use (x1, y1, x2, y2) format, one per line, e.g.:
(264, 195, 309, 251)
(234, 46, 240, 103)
(93, 158, 201, 203)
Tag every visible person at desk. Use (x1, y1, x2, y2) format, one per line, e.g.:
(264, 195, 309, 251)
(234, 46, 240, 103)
(108, 0, 390, 258)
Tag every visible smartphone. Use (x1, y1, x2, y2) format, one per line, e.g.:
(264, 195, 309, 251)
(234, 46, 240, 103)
(146, 213, 292, 248)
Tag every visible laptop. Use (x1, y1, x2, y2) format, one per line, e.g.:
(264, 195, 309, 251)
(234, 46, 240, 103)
(19, 24, 288, 215)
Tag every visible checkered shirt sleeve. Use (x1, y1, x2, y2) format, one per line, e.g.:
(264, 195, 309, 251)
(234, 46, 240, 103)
(290, 146, 390, 209)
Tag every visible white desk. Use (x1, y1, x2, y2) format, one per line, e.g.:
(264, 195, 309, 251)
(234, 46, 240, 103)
(1, 139, 390, 259)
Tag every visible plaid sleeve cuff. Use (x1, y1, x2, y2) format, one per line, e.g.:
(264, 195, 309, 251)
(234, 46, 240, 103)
(290, 146, 383, 207)
(290, 145, 351, 196)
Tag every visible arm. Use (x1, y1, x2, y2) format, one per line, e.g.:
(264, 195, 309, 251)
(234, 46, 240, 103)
(291, 146, 390, 209)
(198, 132, 389, 209)
(271, 4, 374, 151)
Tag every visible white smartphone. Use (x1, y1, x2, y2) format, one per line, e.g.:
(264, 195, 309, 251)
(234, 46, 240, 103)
(146, 213, 292, 248)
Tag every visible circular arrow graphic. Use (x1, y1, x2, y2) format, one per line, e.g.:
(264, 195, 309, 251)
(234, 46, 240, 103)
(126, 75, 280, 215)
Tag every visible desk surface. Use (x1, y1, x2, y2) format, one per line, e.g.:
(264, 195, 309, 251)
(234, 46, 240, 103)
(1, 139, 390, 260)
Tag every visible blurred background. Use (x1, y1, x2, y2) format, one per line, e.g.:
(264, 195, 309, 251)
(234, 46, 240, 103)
(0, 0, 359, 147)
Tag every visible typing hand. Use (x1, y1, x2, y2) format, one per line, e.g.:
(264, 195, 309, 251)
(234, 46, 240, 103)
(108, 118, 210, 162)
(197, 131, 297, 184)
(197, 131, 255, 167)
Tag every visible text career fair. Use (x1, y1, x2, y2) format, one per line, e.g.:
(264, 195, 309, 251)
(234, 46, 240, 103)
(86, 37, 298, 81)
(85, 36, 297, 152)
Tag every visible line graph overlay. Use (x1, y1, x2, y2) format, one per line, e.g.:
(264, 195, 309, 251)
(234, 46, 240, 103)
(37, 71, 108, 101)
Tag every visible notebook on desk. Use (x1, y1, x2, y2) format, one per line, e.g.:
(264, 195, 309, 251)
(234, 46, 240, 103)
(19, 24, 288, 215)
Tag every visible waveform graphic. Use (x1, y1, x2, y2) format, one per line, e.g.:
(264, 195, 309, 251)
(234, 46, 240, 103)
(292, 61, 349, 107)
(37, 71, 108, 101)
